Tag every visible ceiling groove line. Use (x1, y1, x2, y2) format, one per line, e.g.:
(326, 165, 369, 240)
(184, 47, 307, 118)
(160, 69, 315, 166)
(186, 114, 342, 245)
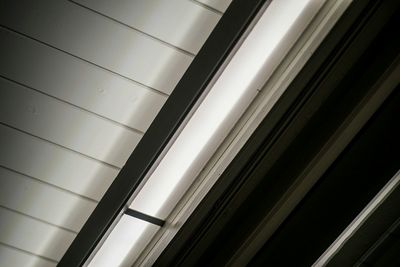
(67, 0, 196, 57)
(0, 242, 59, 264)
(0, 205, 79, 235)
(0, 75, 145, 135)
(0, 206, 77, 261)
(0, 122, 122, 170)
(0, 165, 99, 203)
(0, 25, 169, 98)
(187, 0, 224, 15)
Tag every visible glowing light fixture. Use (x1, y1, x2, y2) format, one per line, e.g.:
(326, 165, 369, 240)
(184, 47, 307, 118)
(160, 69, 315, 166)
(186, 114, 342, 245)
(88, 215, 158, 267)
(85, 0, 350, 265)
(129, 0, 324, 220)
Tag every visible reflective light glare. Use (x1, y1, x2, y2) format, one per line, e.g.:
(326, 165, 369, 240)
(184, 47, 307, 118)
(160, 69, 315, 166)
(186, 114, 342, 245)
(88, 215, 159, 267)
(130, 0, 319, 219)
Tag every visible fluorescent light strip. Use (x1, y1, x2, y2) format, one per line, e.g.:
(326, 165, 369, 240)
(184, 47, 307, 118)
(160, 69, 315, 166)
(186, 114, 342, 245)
(313, 170, 400, 267)
(129, 0, 322, 220)
(87, 215, 159, 267)
(88, 0, 334, 265)
(137, 1, 352, 265)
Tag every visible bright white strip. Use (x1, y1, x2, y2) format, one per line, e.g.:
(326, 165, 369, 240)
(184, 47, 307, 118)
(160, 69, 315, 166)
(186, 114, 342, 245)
(137, 0, 351, 265)
(90, 1, 329, 265)
(87, 215, 159, 267)
(313, 170, 400, 267)
(130, 0, 322, 220)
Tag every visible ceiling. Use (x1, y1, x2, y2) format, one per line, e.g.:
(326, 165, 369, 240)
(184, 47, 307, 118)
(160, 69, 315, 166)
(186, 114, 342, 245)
(1, 0, 399, 266)
(0, 0, 230, 265)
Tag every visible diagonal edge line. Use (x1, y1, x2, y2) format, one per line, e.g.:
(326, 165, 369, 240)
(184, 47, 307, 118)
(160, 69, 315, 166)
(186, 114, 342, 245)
(188, 0, 225, 15)
(0, 122, 122, 170)
(0, 165, 99, 203)
(0, 241, 59, 264)
(0, 205, 79, 235)
(68, 0, 196, 57)
(0, 75, 145, 135)
(0, 25, 169, 97)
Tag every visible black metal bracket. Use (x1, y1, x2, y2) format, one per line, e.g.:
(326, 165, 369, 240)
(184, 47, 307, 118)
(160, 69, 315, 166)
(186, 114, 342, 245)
(124, 209, 165, 227)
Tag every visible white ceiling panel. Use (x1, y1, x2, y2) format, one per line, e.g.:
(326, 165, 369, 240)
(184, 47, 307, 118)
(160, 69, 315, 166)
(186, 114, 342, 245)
(0, 124, 117, 201)
(0, 207, 76, 261)
(0, 78, 141, 167)
(0, 0, 193, 94)
(0, 167, 96, 232)
(73, 0, 221, 54)
(0, 0, 224, 264)
(0, 244, 56, 267)
(0, 29, 167, 132)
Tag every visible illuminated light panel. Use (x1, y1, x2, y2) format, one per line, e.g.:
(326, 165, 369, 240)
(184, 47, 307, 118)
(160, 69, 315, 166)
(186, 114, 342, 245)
(89, 0, 329, 265)
(129, 0, 324, 219)
(88, 215, 159, 267)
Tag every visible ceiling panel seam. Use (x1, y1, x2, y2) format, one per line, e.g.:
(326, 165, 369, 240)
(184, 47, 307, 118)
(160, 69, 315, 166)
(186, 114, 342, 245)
(0, 122, 122, 170)
(188, 0, 224, 14)
(68, 0, 196, 57)
(0, 25, 170, 97)
(0, 75, 145, 135)
(0, 165, 99, 203)
(0, 29, 167, 132)
(0, 205, 78, 234)
(0, 0, 192, 94)
(0, 207, 76, 261)
(0, 242, 59, 265)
